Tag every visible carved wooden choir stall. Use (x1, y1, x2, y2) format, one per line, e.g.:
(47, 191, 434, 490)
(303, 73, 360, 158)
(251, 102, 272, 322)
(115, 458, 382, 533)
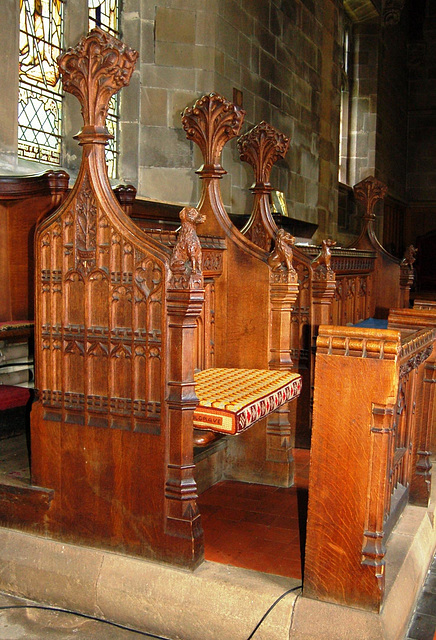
(6, 29, 303, 569)
(0, 28, 433, 616)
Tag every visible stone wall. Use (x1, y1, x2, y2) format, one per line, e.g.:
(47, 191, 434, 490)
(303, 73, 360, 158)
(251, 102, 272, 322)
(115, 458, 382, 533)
(3, 1, 433, 250)
(376, 16, 408, 201)
(0, 0, 20, 173)
(120, 0, 342, 238)
(407, 1, 436, 203)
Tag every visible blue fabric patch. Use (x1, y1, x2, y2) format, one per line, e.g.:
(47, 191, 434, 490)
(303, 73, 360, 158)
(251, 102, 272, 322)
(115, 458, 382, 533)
(353, 318, 388, 329)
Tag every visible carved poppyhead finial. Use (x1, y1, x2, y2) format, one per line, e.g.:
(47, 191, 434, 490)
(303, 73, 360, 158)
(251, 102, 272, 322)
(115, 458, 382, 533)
(181, 93, 245, 170)
(237, 121, 290, 187)
(57, 27, 138, 131)
(353, 176, 388, 219)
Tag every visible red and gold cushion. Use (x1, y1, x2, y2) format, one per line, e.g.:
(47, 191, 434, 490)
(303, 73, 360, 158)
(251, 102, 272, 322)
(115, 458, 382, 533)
(193, 368, 302, 435)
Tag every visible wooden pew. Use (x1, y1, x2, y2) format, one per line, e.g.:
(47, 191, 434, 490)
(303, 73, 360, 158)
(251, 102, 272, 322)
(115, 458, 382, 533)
(304, 309, 436, 612)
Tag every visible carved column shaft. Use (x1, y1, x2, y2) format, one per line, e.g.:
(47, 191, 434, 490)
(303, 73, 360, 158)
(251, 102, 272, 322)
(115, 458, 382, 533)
(311, 272, 337, 334)
(399, 264, 414, 308)
(410, 351, 436, 507)
(165, 287, 204, 556)
(267, 272, 299, 474)
(269, 275, 299, 371)
(361, 403, 396, 596)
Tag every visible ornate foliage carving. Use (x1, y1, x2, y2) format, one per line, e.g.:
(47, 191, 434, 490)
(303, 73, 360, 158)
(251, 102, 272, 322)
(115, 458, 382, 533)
(400, 345, 433, 378)
(237, 121, 290, 186)
(58, 27, 138, 128)
(248, 222, 271, 252)
(181, 93, 245, 170)
(353, 176, 388, 220)
(75, 172, 97, 277)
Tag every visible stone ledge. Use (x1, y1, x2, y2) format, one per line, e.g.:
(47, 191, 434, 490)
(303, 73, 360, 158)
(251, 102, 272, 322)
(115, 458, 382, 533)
(0, 526, 300, 640)
(290, 477, 436, 640)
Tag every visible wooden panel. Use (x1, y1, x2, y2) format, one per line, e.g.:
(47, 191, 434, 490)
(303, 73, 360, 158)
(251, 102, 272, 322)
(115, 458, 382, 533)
(304, 322, 435, 611)
(0, 171, 69, 322)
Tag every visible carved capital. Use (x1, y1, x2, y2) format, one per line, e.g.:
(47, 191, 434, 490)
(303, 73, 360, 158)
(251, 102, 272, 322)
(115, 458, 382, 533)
(238, 121, 290, 188)
(353, 176, 388, 220)
(181, 93, 245, 174)
(58, 27, 138, 131)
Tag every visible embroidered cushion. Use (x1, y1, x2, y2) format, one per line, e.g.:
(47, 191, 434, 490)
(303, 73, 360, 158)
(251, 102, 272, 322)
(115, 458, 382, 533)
(0, 385, 31, 411)
(193, 368, 302, 435)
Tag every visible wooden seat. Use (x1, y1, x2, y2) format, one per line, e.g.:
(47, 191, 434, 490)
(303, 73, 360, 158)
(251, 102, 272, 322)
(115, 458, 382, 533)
(0, 385, 30, 411)
(193, 368, 302, 435)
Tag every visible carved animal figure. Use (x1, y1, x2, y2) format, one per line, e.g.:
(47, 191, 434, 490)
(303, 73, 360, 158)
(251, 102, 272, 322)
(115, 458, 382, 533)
(170, 206, 206, 274)
(311, 238, 336, 271)
(268, 228, 295, 271)
(401, 244, 417, 268)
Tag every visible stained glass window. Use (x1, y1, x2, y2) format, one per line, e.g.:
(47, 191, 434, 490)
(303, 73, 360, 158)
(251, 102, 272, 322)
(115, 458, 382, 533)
(89, 0, 120, 178)
(18, 0, 64, 165)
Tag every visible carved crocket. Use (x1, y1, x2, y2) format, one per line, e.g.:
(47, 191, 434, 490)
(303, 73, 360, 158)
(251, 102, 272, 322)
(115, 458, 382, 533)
(170, 206, 206, 274)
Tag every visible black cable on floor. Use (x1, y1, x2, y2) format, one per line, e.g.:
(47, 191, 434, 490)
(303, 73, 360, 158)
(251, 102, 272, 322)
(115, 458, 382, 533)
(245, 585, 302, 640)
(0, 584, 302, 640)
(0, 604, 170, 639)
